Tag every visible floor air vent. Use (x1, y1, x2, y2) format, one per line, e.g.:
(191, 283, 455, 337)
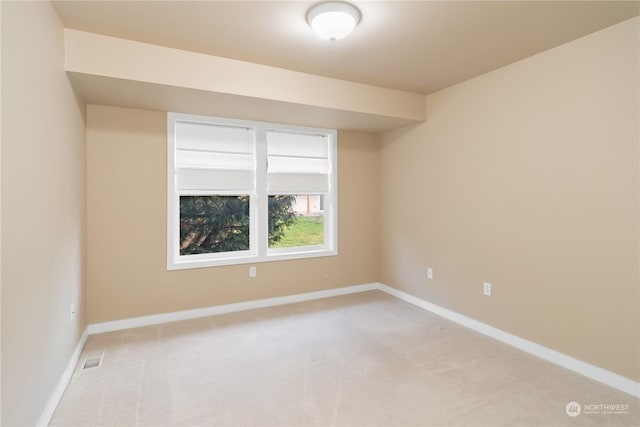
(83, 352, 104, 370)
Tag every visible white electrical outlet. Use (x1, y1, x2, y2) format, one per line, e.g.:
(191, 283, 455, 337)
(70, 304, 76, 321)
(483, 282, 492, 296)
(249, 266, 257, 278)
(427, 268, 433, 280)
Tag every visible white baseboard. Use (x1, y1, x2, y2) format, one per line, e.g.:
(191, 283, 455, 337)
(36, 326, 88, 427)
(376, 283, 640, 399)
(88, 283, 378, 334)
(83, 281, 638, 399)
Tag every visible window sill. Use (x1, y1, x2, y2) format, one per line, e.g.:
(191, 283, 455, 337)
(167, 248, 338, 271)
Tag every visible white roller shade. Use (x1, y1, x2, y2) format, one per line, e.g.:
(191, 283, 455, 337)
(175, 121, 254, 192)
(267, 131, 330, 193)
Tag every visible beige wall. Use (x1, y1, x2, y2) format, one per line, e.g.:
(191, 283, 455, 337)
(1, 2, 86, 425)
(86, 105, 379, 323)
(380, 17, 639, 381)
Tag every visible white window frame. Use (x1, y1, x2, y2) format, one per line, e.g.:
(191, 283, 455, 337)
(167, 112, 338, 270)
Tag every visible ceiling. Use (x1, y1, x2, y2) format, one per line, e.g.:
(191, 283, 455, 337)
(52, 1, 639, 95)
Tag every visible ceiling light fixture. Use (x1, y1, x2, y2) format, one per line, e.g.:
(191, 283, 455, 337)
(307, 2, 361, 41)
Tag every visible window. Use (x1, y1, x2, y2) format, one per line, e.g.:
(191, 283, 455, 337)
(167, 113, 337, 270)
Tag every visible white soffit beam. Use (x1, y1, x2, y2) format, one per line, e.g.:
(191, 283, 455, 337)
(64, 29, 426, 130)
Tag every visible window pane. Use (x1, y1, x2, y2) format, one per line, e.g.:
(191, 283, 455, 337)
(180, 195, 249, 255)
(269, 195, 324, 248)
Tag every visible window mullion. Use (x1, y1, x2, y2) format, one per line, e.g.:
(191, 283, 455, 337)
(255, 127, 268, 259)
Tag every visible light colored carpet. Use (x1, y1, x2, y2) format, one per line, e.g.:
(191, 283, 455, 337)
(50, 291, 638, 426)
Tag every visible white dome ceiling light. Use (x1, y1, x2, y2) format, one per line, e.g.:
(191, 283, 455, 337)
(307, 2, 361, 41)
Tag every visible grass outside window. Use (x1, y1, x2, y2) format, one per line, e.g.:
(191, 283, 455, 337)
(270, 215, 324, 248)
